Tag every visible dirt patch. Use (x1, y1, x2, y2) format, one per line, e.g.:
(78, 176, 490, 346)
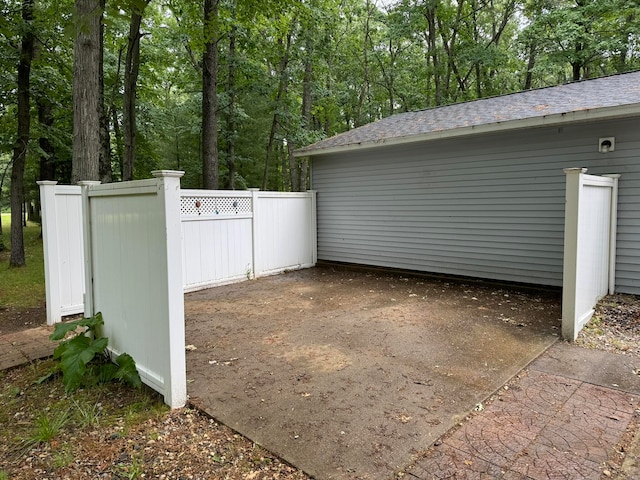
(0, 359, 309, 480)
(0, 305, 46, 335)
(185, 266, 561, 479)
(576, 294, 640, 357)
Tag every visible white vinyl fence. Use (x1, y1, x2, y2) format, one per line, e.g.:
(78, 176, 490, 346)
(80, 172, 186, 408)
(38, 182, 86, 323)
(181, 189, 317, 292)
(39, 180, 317, 323)
(562, 168, 620, 340)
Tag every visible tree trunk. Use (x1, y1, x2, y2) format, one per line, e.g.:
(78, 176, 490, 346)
(72, 0, 102, 183)
(10, 0, 35, 267)
(293, 37, 313, 192)
(524, 43, 536, 90)
(37, 98, 56, 182)
(0, 160, 11, 250)
(202, 0, 219, 190)
(109, 46, 125, 179)
(226, 9, 237, 190)
(262, 34, 291, 191)
(424, 4, 441, 105)
(98, 0, 112, 183)
(357, 0, 373, 127)
(123, 1, 149, 181)
(35, 96, 55, 225)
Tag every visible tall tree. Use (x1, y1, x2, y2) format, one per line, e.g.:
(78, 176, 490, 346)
(37, 97, 56, 181)
(98, 0, 112, 183)
(262, 32, 291, 191)
(225, 0, 238, 190)
(72, 0, 102, 183)
(123, 0, 150, 181)
(202, 0, 219, 189)
(9, 0, 35, 267)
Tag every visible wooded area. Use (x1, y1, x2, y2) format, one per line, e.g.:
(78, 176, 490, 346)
(1, 0, 639, 265)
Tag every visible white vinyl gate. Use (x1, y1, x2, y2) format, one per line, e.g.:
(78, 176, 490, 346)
(562, 168, 620, 340)
(38, 182, 85, 320)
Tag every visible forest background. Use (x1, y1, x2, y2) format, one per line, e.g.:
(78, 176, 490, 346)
(1, 0, 640, 265)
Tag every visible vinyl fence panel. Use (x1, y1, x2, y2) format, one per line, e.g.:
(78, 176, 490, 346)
(181, 191, 254, 292)
(81, 172, 187, 408)
(253, 191, 317, 276)
(562, 168, 620, 340)
(38, 182, 85, 325)
(41, 183, 317, 323)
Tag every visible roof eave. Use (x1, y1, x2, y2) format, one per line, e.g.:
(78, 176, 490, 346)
(294, 103, 640, 158)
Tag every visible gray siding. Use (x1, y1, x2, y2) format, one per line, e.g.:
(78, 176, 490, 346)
(312, 117, 640, 293)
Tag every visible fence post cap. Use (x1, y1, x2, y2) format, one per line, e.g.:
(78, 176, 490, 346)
(152, 170, 185, 178)
(248, 188, 260, 191)
(37, 180, 58, 186)
(77, 180, 102, 186)
(563, 167, 588, 175)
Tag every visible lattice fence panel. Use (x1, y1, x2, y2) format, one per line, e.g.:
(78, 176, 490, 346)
(181, 195, 252, 216)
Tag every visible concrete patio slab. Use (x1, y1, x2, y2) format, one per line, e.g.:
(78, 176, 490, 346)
(185, 267, 561, 479)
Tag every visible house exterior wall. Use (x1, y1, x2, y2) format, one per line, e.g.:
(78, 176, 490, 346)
(311, 117, 640, 294)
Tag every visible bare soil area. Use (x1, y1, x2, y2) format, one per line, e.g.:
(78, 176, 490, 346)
(0, 305, 46, 336)
(576, 293, 640, 357)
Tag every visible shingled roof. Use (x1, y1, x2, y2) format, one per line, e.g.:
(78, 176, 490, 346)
(295, 71, 640, 157)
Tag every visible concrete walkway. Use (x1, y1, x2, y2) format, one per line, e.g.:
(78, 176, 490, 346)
(2, 327, 639, 479)
(406, 342, 640, 479)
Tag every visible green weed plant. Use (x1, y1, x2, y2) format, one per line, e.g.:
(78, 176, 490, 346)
(47, 312, 142, 392)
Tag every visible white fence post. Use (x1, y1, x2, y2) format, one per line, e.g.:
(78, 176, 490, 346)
(562, 168, 618, 340)
(603, 174, 621, 294)
(154, 170, 187, 408)
(78, 181, 101, 318)
(309, 190, 318, 265)
(38, 181, 62, 325)
(249, 188, 260, 279)
(562, 168, 583, 341)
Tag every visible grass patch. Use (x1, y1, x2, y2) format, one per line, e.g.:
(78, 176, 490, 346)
(26, 409, 71, 446)
(0, 212, 46, 309)
(0, 358, 168, 477)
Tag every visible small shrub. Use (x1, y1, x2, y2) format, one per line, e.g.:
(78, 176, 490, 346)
(47, 312, 142, 392)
